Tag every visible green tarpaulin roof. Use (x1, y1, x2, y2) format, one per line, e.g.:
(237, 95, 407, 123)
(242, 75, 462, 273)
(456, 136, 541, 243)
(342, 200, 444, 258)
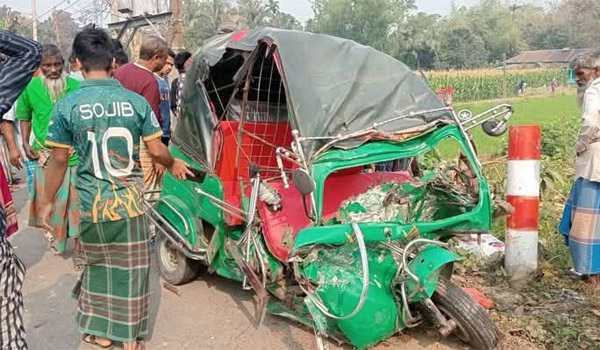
(175, 28, 451, 164)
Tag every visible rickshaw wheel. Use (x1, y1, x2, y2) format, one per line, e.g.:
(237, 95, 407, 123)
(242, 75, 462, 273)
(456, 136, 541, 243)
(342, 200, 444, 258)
(419, 278, 499, 350)
(156, 233, 202, 285)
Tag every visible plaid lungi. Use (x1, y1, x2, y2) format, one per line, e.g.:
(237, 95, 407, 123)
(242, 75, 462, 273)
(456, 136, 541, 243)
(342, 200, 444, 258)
(29, 166, 80, 253)
(24, 160, 35, 196)
(559, 178, 600, 274)
(72, 215, 150, 342)
(139, 141, 163, 202)
(0, 214, 27, 349)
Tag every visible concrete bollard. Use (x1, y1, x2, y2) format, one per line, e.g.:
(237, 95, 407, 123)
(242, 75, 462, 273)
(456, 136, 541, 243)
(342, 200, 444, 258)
(505, 125, 541, 282)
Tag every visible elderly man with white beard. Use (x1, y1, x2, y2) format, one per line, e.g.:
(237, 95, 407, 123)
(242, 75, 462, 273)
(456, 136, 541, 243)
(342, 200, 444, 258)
(559, 50, 600, 287)
(15, 44, 81, 265)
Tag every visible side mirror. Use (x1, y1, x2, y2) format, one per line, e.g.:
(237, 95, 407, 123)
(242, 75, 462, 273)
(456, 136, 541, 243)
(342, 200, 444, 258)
(292, 169, 315, 196)
(482, 119, 508, 137)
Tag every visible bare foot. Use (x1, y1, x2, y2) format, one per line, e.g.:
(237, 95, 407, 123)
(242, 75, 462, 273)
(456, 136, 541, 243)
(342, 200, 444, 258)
(94, 337, 111, 347)
(123, 341, 144, 350)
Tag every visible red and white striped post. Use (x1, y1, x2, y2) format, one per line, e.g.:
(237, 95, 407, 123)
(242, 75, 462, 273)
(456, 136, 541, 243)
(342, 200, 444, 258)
(505, 125, 541, 281)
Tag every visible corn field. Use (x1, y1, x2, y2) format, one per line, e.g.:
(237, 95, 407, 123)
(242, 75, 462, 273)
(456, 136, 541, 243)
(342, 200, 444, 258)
(424, 68, 570, 102)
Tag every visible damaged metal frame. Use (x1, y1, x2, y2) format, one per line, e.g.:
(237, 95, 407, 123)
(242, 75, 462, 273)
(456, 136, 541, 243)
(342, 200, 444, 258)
(152, 28, 508, 350)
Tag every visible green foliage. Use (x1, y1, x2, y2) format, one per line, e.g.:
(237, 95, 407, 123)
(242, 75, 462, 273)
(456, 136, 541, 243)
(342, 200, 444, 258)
(182, 0, 302, 50)
(308, 0, 415, 52)
(0, 5, 79, 58)
(419, 147, 442, 171)
(183, 0, 230, 49)
(435, 26, 488, 69)
(453, 94, 579, 156)
(0, 5, 23, 32)
(541, 114, 579, 159)
(308, 0, 600, 70)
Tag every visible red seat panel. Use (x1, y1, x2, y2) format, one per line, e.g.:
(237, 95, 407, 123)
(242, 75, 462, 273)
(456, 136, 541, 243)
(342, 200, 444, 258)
(322, 171, 413, 222)
(257, 181, 311, 262)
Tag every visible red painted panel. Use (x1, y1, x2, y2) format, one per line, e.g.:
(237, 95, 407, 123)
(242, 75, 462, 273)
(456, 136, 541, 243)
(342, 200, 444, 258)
(231, 30, 249, 43)
(508, 125, 541, 160)
(257, 181, 312, 262)
(215, 121, 294, 225)
(322, 171, 413, 222)
(506, 195, 540, 230)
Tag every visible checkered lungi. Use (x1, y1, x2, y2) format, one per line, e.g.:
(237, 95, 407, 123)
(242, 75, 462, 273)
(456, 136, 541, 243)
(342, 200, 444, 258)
(29, 165, 80, 253)
(24, 160, 35, 195)
(0, 210, 26, 350)
(559, 177, 600, 274)
(72, 215, 150, 342)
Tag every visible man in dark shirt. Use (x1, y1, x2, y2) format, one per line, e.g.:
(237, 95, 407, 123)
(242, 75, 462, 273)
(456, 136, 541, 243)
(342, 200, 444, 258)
(155, 50, 175, 146)
(113, 36, 167, 127)
(114, 36, 169, 201)
(0, 29, 42, 350)
(170, 50, 192, 115)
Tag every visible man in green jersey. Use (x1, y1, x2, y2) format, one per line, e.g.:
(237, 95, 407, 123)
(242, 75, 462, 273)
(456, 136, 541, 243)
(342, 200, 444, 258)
(41, 27, 191, 350)
(16, 44, 81, 258)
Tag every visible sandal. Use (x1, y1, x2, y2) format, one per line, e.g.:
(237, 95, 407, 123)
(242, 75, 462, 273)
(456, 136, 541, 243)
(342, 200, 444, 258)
(82, 334, 113, 349)
(73, 252, 85, 272)
(43, 231, 60, 256)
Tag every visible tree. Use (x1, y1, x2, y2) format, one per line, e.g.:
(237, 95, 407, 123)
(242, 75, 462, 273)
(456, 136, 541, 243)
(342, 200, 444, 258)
(0, 6, 35, 38)
(237, 0, 268, 28)
(551, 0, 600, 48)
(182, 0, 232, 49)
(262, 0, 302, 30)
(267, 12, 302, 30)
(49, 10, 81, 58)
(181, 0, 302, 50)
(79, 0, 112, 26)
(309, 0, 414, 52)
(0, 5, 23, 31)
(391, 12, 439, 70)
(436, 25, 488, 69)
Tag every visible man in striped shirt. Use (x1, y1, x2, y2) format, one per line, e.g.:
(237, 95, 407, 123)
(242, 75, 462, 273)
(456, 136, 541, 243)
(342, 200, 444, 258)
(0, 30, 42, 350)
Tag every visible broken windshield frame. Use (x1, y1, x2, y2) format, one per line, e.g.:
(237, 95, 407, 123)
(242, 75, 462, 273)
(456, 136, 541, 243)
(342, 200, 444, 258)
(310, 124, 488, 229)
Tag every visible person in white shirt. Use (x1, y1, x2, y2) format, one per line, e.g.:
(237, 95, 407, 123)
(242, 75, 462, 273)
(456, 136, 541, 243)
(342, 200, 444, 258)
(68, 52, 84, 82)
(1, 105, 24, 170)
(559, 50, 600, 286)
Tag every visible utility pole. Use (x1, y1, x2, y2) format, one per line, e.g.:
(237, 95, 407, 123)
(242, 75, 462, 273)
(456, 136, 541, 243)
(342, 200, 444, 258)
(503, 53, 507, 99)
(52, 10, 60, 52)
(509, 4, 521, 23)
(31, 0, 38, 41)
(170, 0, 183, 51)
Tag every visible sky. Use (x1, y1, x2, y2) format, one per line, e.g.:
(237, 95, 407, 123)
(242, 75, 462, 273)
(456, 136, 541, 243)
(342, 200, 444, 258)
(4, 0, 548, 23)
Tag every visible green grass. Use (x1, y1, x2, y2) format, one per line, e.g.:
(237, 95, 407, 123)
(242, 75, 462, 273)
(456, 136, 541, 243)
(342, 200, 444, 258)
(454, 93, 579, 155)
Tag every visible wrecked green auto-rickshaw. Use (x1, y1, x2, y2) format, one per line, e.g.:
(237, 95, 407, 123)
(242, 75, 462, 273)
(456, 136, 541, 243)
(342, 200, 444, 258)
(148, 28, 513, 349)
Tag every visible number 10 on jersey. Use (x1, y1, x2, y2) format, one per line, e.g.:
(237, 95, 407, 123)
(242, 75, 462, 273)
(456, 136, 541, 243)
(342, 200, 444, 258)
(87, 127, 135, 179)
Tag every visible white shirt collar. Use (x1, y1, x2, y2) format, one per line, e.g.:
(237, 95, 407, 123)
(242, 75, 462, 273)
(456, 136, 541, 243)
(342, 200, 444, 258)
(134, 62, 153, 73)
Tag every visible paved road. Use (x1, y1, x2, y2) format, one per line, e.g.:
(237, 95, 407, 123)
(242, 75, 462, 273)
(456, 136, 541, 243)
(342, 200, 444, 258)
(8, 186, 464, 350)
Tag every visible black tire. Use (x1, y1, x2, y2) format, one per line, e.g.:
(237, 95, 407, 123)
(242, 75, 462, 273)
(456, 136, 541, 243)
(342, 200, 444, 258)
(429, 278, 499, 350)
(155, 233, 202, 285)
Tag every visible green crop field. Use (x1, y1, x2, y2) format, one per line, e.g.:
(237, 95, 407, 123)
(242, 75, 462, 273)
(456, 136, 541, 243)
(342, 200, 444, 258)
(453, 92, 579, 155)
(425, 68, 569, 102)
